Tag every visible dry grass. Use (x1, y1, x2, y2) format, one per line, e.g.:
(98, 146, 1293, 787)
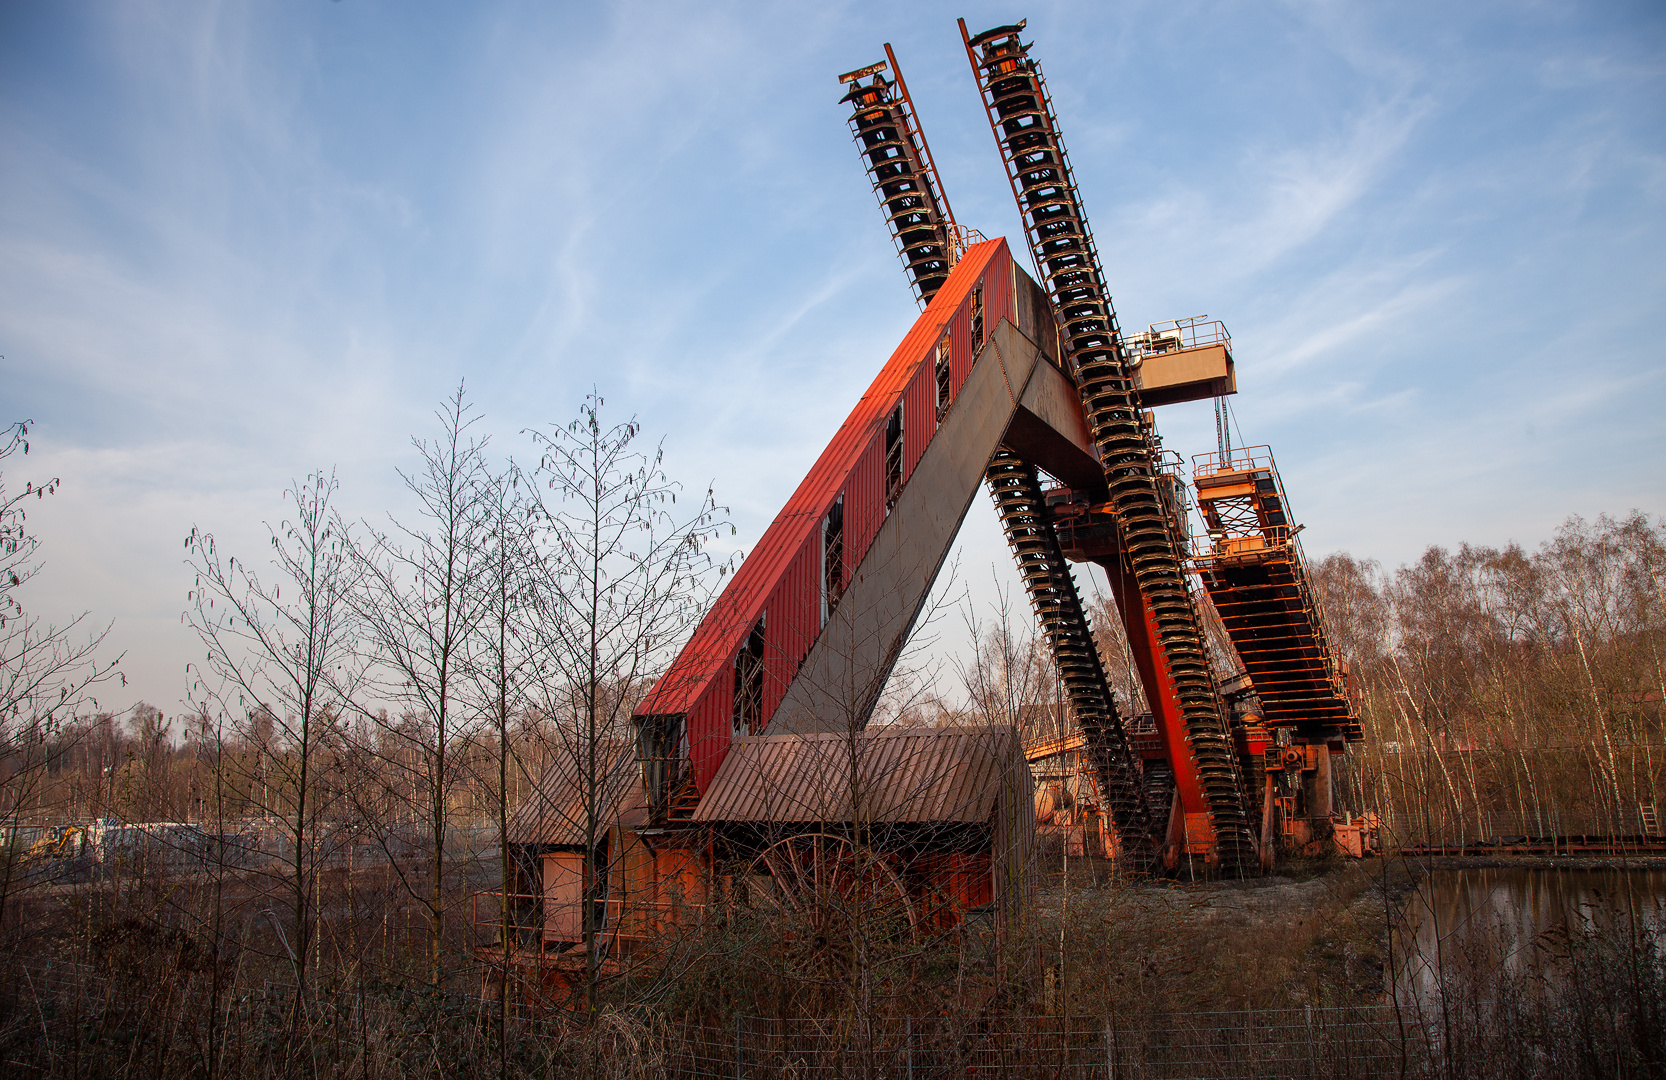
(2, 854, 1662, 1078)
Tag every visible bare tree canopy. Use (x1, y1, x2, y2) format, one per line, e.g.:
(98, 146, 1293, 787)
(517, 392, 730, 1010)
(184, 470, 358, 1001)
(1310, 511, 1666, 843)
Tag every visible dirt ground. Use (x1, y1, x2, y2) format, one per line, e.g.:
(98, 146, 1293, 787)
(1030, 854, 1415, 1014)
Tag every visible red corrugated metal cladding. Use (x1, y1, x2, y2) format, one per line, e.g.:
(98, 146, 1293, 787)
(635, 239, 1016, 792)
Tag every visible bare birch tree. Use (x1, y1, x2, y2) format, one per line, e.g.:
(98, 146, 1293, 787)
(346, 385, 491, 985)
(184, 470, 357, 1007)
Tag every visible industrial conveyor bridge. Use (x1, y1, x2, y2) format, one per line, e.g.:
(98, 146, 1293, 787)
(633, 18, 1365, 874)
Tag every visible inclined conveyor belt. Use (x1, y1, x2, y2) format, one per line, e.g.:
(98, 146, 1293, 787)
(840, 57, 1157, 860)
(987, 449, 1155, 866)
(965, 22, 1254, 869)
(1201, 559, 1364, 743)
(841, 67, 956, 305)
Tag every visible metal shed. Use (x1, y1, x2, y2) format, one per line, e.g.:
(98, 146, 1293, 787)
(694, 724, 1034, 933)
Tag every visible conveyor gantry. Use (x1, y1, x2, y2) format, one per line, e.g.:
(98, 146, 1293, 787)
(636, 20, 1365, 878)
(842, 47, 1156, 867)
(840, 51, 961, 307)
(961, 19, 1256, 869)
(1192, 447, 1363, 745)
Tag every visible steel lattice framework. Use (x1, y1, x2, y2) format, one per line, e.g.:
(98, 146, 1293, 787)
(634, 18, 1370, 876)
(960, 20, 1253, 869)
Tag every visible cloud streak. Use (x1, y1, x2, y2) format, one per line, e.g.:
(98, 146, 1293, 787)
(1, 0, 1660, 714)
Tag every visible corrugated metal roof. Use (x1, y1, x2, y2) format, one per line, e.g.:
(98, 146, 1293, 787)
(507, 739, 647, 845)
(691, 724, 1026, 825)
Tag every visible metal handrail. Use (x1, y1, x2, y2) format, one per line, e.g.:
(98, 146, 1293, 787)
(947, 224, 987, 266)
(1191, 443, 1276, 478)
(1125, 317, 1231, 359)
(469, 889, 711, 946)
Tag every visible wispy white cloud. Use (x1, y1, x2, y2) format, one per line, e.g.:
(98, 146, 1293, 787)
(1220, 99, 1430, 274)
(2, 0, 1661, 712)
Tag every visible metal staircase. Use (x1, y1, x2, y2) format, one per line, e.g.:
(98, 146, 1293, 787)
(1192, 447, 1362, 744)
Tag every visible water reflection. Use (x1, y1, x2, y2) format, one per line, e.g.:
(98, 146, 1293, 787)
(1396, 867, 1666, 1004)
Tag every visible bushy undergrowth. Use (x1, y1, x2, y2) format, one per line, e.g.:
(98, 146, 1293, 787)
(3, 860, 1663, 1077)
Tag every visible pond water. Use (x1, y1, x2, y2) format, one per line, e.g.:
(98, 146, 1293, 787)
(1395, 866, 1666, 1005)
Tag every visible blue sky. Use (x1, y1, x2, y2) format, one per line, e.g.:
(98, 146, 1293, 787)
(3, 1, 1662, 717)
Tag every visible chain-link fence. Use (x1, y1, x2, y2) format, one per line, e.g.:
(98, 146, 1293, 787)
(5, 958, 1460, 1079)
(653, 1010, 1431, 1080)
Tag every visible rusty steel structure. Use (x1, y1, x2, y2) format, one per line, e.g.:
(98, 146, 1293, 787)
(626, 18, 1370, 874)
(485, 17, 1379, 994)
(843, 47, 1158, 870)
(960, 19, 1250, 869)
(839, 47, 959, 306)
(1192, 446, 1363, 743)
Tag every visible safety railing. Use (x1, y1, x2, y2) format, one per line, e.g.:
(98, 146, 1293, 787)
(470, 890, 711, 955)
(469, 891, 546, 955)
(1189, 444, 1292, 564)
(13, 954, 1648, 1078)
(1124, 316, 1231, 359)
(947, 224, 988, 267)
(1191, 443, 1275, 480)
(591, 1008, 1438, 1080)
(0, 958, 1507, 1080)
(1189, 528, 1302, 569)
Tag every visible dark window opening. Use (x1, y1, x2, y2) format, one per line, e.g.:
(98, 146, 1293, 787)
(935, 336, 952, 420)
(732, 615, 766, 737)
(971, 284, 985, 351)
(635, 713, 685, 822)
(885, 405, 904, 511)
(586, 837, 610, 936)
(822, 496, 844, 624)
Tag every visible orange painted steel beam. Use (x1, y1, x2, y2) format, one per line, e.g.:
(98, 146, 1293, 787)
(1104, 555, 1210, 830)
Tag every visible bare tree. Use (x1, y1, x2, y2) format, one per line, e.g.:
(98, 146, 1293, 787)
(126, 702, 173, 821)
(1321, 512, 1666, 846)
(959, 573, 1055, 741)
(521, 392, 727, 1012)
(346, 385, 492, 986)
(460, 458, 539, 1072)
(0, 420, 122, 945)
(185, 470, 357, 1006)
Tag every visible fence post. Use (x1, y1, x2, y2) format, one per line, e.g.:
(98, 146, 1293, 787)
(1305, 1005, 1317, 1078)
(735, 1015, 743, 1080)
(1104, 1018, 1113, 1080)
